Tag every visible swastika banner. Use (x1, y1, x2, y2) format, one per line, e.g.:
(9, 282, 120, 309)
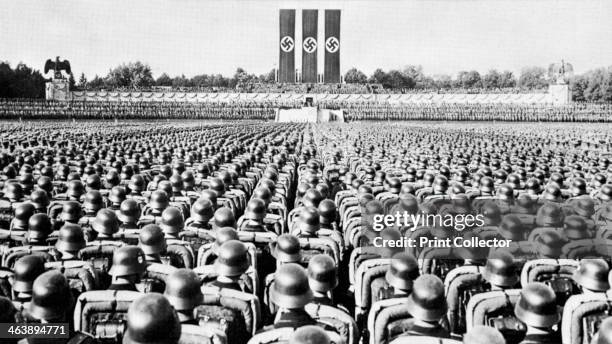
(324, 9, 341, 83)
(302, 9, 318, 83)
(279, 9, 296, 83)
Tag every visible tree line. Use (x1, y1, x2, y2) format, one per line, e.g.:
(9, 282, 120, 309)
(1, 59, 611, 101)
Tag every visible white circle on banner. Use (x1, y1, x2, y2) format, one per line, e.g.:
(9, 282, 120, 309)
(303, 37, 317, 53)
(280, 36, 295, 52)
(325, 37, 339, 53)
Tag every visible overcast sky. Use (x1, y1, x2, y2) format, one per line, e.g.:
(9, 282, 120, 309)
(1, 0, 611, 79)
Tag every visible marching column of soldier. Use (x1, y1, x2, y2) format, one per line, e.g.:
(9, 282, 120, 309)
(0, 119, 611, 344)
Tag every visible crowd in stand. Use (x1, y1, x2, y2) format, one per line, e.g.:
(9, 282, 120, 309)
(0, 120, 611, 344)
(1, 99, 612, 122)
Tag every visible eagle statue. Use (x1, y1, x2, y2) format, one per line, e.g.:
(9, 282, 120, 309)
(44, 56, 71, 79)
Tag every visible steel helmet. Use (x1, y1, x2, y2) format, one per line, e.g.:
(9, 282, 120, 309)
(272, 234, 302, 264)
(483, 251, 519, 288)
(212, 207, 236, 229)
(123, 293, 181, 344)
(214, 240, 250, 277)
(405, 274, 447, 322)
(385, 252, 419, 291)
(139, 224, 167, 255)
(190, 198, 214, 223)
(92, 208, 120, 236)
(307, 254, 338, 293)
(572, 259, 610, 292)
(164, 269, 204, 311)
(270, 263, 313, 309)
(108, 246, 147, 277)
(13, 255, 46, 294)
(55, 223, 86, 252)
(159, 207, 184, 236)
(29, 271, 72, 321)
(514, 282, 560, 328)
(27, 213, 53, 241)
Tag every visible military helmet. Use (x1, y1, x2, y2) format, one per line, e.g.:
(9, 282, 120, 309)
(535, 230, 566, 258)
(536, 203, 564, 227)
(82, 190, 104, 213)
(60, 201, 83, 222)
(480, 202, 502, 226)
(213, 207, 236, 229)
(245, 198, 267, 221)
(397, 193, 419, 214)
(483, 251, 519, 288)
(572, 198, 595, 218)
(214, 240, 249, 277)
(123, 293, 181, 344)
(27, 213, 53, 241)
(385, 252, 419, 291)
(12, 202, 36, 229)
(298, 206, 320, 234)
(318, 199, 336, 225)
(139, 224, 167, 255)
(190, 198, 214, 223)
(109, 186, 127, 204)
(302, 188, 324, 208)
(118, 199, 141, 224)
(159, 207, 184, 236)
(563, 215, 590, 240)
(149, 190, 170, 211)
(270, 263, 313, 309)
(272, 234, 302, 264)
(307, 254, 338, 293)
(66, 180, 85, 199)
(164, 269, 204, 311)
(599, 184, 612, 202)
(13, 255, 46, 293)
(214, 227, 239, 248)
(200, 189, 218, 208)
(109, 246, 147, 277)
(514, 282, 560, 328)
(479, 176, 495, 193)
(572, 259, 610, 292)
(571, 177, 587, 196)
(30, 190, 50, 210)
(405, 274, 447, 322)
(462, 325, 506, 344)
(128, 174, 146, 193)
(514, 193, 536, 214)
(208, 177, 225, 196)
(29, 271, 72, 321)
(289, 325, 330, 344)
(55, 223, 86, 252)
(253, 187, 272, 206)
(92, 208, 120, 236)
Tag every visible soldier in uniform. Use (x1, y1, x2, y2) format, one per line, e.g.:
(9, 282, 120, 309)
(207, 240, 250, 292)
(514, 283, 561, 344)
(268, 263, 317, 329)
(122, 293, 181, 344)
(107, 246, 147, 291)
(164, 269, 204, 324)
(390, 274, 450, 340)
(377, 252, 419, 302)
(307, 254, 338, 307)
(19, 271, 97, 344)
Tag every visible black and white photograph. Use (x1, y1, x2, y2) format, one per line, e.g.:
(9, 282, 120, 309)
(1, 1, 612, 343)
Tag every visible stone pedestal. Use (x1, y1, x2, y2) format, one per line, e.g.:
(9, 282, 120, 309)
(548, 84, 570, 105)
(45, 79, 70, 101)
